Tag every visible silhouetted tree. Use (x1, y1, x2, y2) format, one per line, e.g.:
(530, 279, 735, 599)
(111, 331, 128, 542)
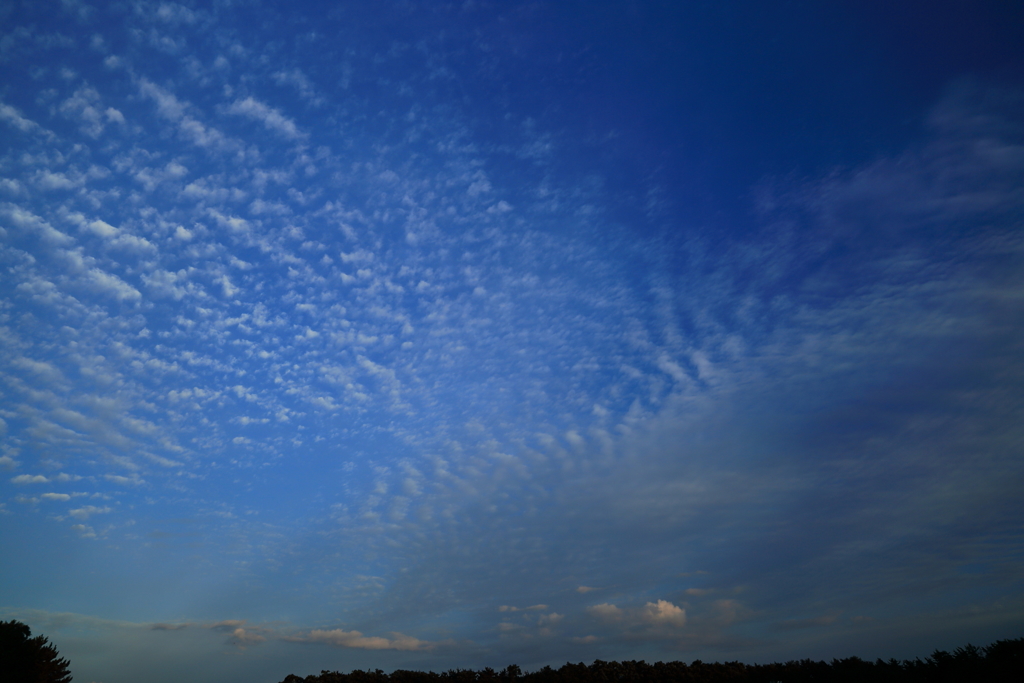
(0, 620, 73, 683)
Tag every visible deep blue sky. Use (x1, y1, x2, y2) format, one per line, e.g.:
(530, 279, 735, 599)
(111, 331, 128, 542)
(1, 1, 1023, 682)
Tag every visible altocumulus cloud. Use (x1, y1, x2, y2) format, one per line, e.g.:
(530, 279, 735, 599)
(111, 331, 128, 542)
(1, 2, 1023, 682)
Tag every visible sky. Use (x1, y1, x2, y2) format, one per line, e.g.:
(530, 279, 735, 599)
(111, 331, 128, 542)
(1, 1, 1023, 682)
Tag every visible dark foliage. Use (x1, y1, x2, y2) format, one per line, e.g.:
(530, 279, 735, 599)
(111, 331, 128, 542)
(0, 620, 73, 683)
(279, 637, 1024, 683)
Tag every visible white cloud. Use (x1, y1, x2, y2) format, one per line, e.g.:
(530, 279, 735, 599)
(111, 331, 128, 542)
(2, 204, 74, 244)
(586, 600, 686, 629)
(137, 78, 185, 120)
(0, 178, 24, 196)
(59, 87, 110, 138)
(155, 2, 197, 25)
(339, 249, 374, 263)
(227, 627, 265, 648)
(87, 268, 142, 301)
(0, 102, 41, 132)
(301, 629, 433, 651)
(178, 116, 228, 148)
(70, 524, 96, 538)
(110, 232, 156, 254)
(642, 599, 686, 627)
(87, 219, 119, 238)
(137, 78, 233, 149)
(226, 97, 303, 139)
(208, 209, 250, 233)
(537, 612, 563, 626)
(35, 171, 80, 191)
(69, 506, 112, 520)
(12, 357, 65, 385)
(11, 474, 49, 484)
(142, 269, 188, 300)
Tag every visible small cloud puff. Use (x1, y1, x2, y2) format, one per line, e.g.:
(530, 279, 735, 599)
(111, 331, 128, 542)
(587, 599, 686, 629)
(0, 103, 42, 133)
(87, 268, 142, 301)
(11, 474, 49, 484)
(642, 599, 686, 627)
(299, 628, 434, 651)
(498, 604, 548, 612)
(70, 524, 96, 538)
(69, 505, 112, 519)
(537, 613, 563, 627)
(228, 627, 265, 647)
(87, 219, 119, 238)
(226, 97, 303, 139)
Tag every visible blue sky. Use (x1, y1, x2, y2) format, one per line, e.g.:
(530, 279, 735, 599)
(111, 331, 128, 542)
(1, 1, 1023, 682)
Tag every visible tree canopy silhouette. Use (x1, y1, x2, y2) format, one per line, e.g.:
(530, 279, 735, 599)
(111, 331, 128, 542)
(0, 620, 73, 683)
(278, 636, 1024, 683)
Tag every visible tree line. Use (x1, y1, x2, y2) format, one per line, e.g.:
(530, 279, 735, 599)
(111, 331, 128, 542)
(280, 637, 1023, 683)
(2, 618, 1020, 683)
(0, 620, 73, 683)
